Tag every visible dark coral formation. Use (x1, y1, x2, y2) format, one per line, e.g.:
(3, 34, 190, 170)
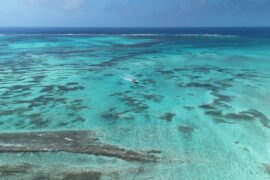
(0, 163, 119, 180)
(0, 163, 32, 176)
(173, 65, 270, 128)
(0, 71, 88, 129)
(62, 171, 102, 180)
(40, 82, 84, 95)
(110, 92, 150, 114)
(263, 163, 270, 175)
(142, 94, 163, 102)
(160, 113, 175, 122)
(178, 125, 195, 139)
(0, 131, 158, 162)
(199, 104, 217, 110)
(178, 126, 194, 134)
(101, 108, 132, 121)
(202, 106, 270, 128)
(0, 164, 135, 180)
(183, 106, 194, 110)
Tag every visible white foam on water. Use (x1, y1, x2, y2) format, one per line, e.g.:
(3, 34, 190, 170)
(179, 33, 238, 37)
(0, 33, 238, 37)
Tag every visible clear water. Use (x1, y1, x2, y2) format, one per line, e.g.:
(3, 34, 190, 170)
(0, 29, 270, 179)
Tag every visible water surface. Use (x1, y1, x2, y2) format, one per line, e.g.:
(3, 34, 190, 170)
(0, 28, 270, 179)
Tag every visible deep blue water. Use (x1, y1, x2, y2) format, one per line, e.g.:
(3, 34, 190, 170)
(0, 27, 270, 37)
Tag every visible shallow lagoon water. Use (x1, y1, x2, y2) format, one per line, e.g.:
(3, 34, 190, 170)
(0, 32, 270, 179)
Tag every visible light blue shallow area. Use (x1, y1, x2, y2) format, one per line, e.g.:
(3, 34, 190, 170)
(0, 34, 270, 179)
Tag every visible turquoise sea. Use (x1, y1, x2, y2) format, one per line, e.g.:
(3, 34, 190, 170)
(0, 28, 270, 179)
